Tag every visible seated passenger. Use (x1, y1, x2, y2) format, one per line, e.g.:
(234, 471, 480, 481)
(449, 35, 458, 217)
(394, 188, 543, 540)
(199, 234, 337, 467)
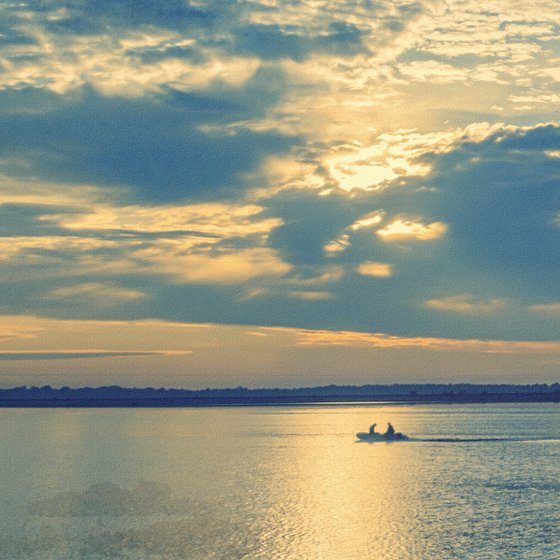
(385, 422, 395, 436)
(369, 423, 377, 434)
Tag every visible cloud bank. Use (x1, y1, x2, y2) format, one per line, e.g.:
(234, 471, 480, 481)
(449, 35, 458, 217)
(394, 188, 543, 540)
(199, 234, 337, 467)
(1, 0, 559, 384)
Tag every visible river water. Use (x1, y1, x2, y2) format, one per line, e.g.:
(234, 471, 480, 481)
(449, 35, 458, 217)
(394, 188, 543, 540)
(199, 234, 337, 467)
(0, 403, 558, 559)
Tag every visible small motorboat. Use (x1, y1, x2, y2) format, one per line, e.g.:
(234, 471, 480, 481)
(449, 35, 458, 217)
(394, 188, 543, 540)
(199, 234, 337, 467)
(356, 431, 408, 442)
(356, 422, 408, 441)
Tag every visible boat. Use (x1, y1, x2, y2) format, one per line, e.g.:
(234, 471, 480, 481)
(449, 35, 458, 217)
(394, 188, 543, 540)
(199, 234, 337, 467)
(356, 422, 409, 441)
(356, 431, 409, 442)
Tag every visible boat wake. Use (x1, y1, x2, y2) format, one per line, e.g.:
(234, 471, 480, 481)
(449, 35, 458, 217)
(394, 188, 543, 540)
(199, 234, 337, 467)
(410, 436, 560, 443)
(356, 435, 560, 443)
(356, 422, 559, 443)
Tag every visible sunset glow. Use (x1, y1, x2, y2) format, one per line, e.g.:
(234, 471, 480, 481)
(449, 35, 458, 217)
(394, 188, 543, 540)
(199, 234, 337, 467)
(1, 0, 559, 387)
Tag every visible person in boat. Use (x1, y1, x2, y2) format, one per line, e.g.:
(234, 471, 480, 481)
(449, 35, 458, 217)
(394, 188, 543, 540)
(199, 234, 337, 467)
(385, 422, 395, 436)
(369, 423, 377, 434)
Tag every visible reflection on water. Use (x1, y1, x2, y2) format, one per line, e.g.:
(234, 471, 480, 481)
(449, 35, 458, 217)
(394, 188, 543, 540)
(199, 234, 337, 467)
(0, 404, 558, 559)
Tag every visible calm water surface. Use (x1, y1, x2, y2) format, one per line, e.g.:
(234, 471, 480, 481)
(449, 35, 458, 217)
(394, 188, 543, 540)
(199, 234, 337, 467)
(0, 403, 559, 559)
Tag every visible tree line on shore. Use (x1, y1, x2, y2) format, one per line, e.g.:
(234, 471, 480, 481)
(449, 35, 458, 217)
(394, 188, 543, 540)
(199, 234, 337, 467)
(0, 382, 558, 406)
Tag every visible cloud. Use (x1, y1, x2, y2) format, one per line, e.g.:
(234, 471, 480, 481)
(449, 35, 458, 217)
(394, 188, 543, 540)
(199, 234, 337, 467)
(258, 121, 560, 339)
(529, 303, 560, 316)
(48, 201, 282, 237)
(81, 0, 214, 30)
(377, 219, 447, 241)
(49, 283, 145, 302)
(425, 124, 560, 279)
(0, 350, 190, 361)
(232, 21, 369, 62)
(319, 124, 507, 194)
(397, 60, 470, 83)
(349, 211, 385, 230)
(265, 190, 359, 264)
(263, 326, 560, 354)
(0, 235, 121, 262)
(288, 290, 334, 300)
(136, 246, 291, 284)
(1, 316, 559, 385)
(0, 325, 42, 342)
(424, 294, 507, 314)
(1, 121, 559, 342)
(324, 234, 350, 254)
(0, 86, 298, 201)
(357, 261, 393, 278)
(0, 185, 288, 291)
(1, 0, 560, 363)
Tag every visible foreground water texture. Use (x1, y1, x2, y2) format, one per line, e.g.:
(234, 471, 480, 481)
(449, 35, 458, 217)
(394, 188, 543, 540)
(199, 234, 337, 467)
(0, 403, 558, 559)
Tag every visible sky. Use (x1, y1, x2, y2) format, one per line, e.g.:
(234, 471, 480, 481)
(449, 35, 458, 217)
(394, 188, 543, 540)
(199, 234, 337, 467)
(1, 0, 560, 388)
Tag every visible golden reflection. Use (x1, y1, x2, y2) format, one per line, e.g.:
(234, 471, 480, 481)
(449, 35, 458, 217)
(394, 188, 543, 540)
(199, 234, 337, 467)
(250, 405, 421, 558)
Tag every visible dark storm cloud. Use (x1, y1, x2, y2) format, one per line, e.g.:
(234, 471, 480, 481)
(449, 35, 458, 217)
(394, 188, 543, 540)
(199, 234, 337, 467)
(0, 83, 299, 201)
(413, 125, 560, 291)
(265, 190, 362, 264)
(251, 124, 560, 338)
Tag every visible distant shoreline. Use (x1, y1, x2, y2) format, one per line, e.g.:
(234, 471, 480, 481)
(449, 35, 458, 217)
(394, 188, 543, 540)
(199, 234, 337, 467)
(0, 399, 558, 409)
(1, 383, 558, 408)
